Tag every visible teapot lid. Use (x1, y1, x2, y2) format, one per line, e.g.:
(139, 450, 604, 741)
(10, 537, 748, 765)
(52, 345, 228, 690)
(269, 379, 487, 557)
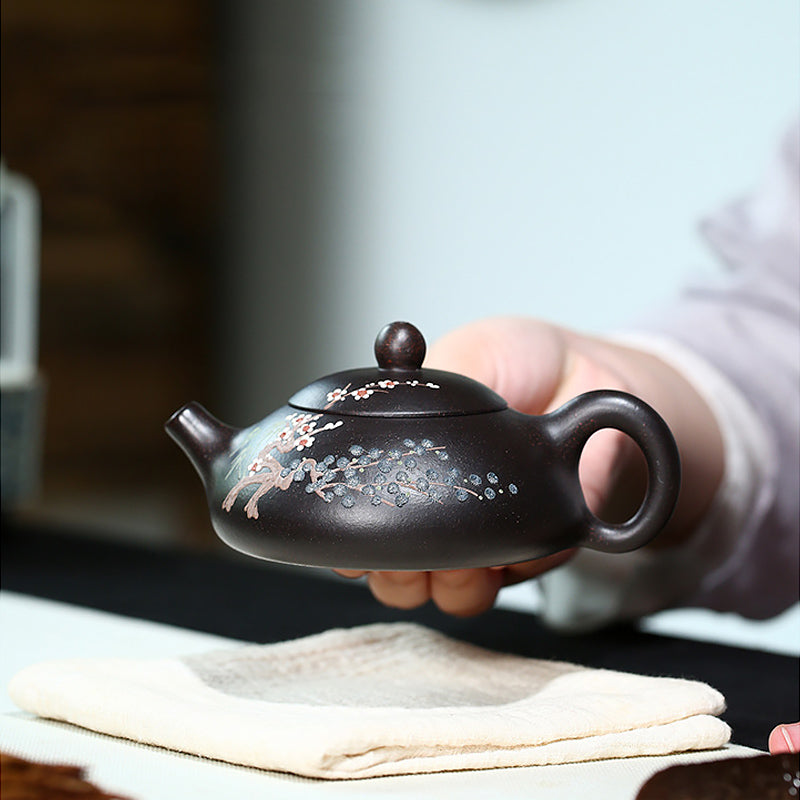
(288, 322, 507, 417)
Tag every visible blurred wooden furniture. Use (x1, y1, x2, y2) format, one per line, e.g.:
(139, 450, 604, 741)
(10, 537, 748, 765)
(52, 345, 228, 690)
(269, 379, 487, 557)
(1, 1, 219, 546)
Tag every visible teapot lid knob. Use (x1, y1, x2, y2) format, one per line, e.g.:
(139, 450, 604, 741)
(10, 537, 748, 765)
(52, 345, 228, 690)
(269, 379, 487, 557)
(374, 321, 426, 371)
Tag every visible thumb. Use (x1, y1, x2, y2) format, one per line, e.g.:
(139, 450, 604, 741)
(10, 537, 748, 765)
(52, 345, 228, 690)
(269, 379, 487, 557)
(427, 317, 637, 517)
(425, 317, 569, 415)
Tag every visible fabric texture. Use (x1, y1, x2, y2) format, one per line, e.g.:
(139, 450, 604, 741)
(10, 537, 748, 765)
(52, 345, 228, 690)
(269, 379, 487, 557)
(540, 120, 800, 629)
(8, 622, 730, 779)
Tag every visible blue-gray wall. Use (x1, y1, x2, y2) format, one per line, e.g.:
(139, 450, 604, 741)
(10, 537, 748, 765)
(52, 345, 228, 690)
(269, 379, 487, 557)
(221, 0, 799, 424)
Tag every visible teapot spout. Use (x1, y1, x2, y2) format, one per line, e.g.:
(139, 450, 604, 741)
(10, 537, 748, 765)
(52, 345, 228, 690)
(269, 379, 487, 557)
(165, 402, 237, 486)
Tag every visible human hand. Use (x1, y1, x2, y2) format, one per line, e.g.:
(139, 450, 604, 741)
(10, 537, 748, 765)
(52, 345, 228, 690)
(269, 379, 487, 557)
(336, 316, 724, 617)
(769, 722, 800, 754)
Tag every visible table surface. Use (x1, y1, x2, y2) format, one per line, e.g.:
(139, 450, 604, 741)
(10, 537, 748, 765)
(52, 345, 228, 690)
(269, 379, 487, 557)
(1, 519, 798, 798)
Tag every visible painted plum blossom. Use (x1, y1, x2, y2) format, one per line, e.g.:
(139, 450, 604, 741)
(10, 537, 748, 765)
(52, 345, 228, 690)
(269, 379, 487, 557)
(222, 411, 518, 520)
(222, 412, 343, 519)
(324, 379, 440, 409)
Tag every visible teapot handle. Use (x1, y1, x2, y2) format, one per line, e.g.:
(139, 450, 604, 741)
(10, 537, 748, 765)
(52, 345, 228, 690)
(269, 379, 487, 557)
(543, 390, 681, 553)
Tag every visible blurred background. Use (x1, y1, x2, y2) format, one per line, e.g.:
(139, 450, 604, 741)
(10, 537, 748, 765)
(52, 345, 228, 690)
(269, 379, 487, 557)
(1, 0, 797, 574)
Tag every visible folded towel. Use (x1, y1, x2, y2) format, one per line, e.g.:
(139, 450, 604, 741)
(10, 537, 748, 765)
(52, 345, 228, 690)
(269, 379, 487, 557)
(8, 622, 730, 779)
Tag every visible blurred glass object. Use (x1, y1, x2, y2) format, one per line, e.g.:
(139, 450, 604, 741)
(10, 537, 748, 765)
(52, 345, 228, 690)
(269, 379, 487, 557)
(0, 160, 44, 507)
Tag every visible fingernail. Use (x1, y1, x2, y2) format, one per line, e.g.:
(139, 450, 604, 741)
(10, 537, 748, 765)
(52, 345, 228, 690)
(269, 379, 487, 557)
(769, 723, 800, 754)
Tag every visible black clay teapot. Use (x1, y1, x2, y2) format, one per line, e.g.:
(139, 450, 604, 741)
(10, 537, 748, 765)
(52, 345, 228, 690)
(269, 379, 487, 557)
(166, 322, 680, 570)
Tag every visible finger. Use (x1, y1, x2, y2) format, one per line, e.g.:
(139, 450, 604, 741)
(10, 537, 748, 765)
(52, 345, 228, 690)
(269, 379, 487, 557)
(769, 722, 800, 754)
(332, 569, 367, 579)
(426, 317, 569, 415)
(367, 571, 431, 610)
(544, 342, 641, 516)
(429, 568, 505, 617)
(577, 424, 639, 517)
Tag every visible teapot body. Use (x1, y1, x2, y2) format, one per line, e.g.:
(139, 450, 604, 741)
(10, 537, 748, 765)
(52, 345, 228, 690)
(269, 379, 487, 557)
(167, 322, 681, 570)
(206, 406, 579, 570)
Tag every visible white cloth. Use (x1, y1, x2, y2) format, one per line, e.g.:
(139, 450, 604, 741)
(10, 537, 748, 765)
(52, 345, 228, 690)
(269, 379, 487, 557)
(8, 622, 730, 780)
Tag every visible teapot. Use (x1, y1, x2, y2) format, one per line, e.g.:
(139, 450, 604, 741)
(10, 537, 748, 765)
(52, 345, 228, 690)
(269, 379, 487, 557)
(166, 322, 680, 570)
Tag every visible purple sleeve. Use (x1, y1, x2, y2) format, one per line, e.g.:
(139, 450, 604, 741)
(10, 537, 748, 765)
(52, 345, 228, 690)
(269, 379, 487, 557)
(638, 122, 799, 617)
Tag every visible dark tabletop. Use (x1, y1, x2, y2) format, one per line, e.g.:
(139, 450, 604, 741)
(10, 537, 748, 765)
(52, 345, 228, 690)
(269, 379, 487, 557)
(2, 517, 797, 752)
